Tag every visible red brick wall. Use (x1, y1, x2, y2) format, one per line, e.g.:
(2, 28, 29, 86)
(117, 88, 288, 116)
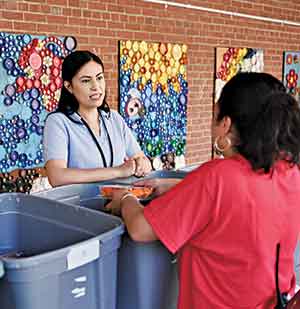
(1, 0, 300, 164)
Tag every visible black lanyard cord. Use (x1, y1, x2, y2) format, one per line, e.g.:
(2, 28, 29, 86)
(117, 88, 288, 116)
(100, 112, 114, 167)
(78, 112, 114, 168)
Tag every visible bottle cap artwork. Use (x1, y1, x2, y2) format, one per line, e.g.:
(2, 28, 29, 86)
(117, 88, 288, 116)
(119, 40, 188, 170)
(283, 51, 300, 99)
(0, 32, 76, 192)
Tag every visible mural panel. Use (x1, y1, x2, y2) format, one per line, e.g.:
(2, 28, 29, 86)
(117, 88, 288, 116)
(0, 32, 76, 173)
(215, 47, 264, 102)
(119, 40, 188, 170)
(283, 51, 300, 100)
(0, 32, 76, 192)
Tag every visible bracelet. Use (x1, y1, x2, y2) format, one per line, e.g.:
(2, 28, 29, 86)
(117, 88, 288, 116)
(120, 192, 137, 203)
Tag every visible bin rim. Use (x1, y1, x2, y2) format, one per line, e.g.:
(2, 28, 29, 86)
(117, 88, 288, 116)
(0, 193, 125, 270)
(33, 170, 188, 196)
(1, 223, 124, 270)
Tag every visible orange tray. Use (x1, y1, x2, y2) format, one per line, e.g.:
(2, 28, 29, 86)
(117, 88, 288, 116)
(100, 185, 153, 200)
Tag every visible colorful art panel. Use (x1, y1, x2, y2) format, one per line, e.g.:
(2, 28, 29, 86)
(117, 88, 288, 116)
(215, 47, 264, 102)
(283, 51, 300, 99)
(119, 40, 188, 170)
(0, 32, 76, 173)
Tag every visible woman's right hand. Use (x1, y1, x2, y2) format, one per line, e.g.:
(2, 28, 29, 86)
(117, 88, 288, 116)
(118, 159, 136, 178)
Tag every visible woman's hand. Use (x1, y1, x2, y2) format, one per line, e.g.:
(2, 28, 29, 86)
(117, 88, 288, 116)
(117, 159, 136, 178)
(106, 189, 157, 242)
(134, 155, 152, 177)
(105, 188, 129, 216)
(134, 178, 181, 197)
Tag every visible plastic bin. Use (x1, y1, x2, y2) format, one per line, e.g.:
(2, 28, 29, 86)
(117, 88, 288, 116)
(70, 195, 178, 309)
(117, 236, 178, 309)
(34, 170, 187, 206)
(34, 170, 186, 309)
(0, 193, 124, 309)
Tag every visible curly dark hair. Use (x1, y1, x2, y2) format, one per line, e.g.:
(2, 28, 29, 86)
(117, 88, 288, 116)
(217, 72, 300, 172)
(55, 50, 110, 119)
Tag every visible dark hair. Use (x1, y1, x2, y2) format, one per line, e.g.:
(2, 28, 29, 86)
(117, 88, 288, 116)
(55, 50, 110, 117)
(217, 72, 300, 172)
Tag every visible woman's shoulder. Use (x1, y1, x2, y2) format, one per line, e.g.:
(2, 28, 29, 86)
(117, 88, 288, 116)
(192, 158, 225, 176)
(103, 110, 127, 128)
(193, 155, 249, 178)
(46, 112, 66, 123)
(46, 111, 80, 123)
(45, 112, 79, 131)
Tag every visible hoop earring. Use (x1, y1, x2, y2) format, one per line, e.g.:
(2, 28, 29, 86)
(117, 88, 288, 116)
(214, 136, 231, 156)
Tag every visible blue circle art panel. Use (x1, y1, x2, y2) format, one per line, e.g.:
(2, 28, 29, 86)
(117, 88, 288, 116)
(0, 32, 76, 173)
(119, 40, 188, 170)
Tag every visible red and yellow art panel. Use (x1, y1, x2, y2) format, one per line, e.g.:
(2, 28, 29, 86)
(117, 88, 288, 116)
(215, 47, 264, 102)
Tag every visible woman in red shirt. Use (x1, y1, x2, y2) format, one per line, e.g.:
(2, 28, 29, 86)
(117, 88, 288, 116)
(107, 72, 300, 308)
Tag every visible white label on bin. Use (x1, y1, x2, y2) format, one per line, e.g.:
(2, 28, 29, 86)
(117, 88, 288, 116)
(75, 276, 87, 283)
(67, 240, 100, 270)
(72, 287, 86, 298)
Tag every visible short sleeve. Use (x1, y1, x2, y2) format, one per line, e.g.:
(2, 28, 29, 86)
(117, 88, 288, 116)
(43, 113, 69, 163)
(143, 164, 216, 254)
(115, 112, 141, 158)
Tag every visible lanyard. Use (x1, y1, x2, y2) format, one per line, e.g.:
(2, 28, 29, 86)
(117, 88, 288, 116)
(78, 112, 114, 168)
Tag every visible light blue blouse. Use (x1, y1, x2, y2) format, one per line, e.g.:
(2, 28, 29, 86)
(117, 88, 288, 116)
(43, 110, 141, 168)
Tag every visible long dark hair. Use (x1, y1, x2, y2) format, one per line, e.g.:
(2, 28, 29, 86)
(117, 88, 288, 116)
(55, 50, 110, 118)
(217, 72, 300, 172)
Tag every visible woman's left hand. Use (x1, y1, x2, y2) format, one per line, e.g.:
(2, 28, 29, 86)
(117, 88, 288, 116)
(134, 155, 152, 177)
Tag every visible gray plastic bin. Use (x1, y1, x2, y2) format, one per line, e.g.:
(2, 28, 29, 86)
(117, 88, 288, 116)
(117, 236, 178, 309)
(72, 195, 178, 309)
(0, 193, 124, 309)
(34, 170, 187, 206)
(34, 170, 186, 309)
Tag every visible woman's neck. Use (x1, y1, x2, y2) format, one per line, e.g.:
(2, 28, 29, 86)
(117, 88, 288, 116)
(223, 148, 238, 158)
(78, 108, 99, 124)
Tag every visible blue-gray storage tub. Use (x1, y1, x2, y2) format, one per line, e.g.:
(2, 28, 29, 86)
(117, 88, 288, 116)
(0, 193, 124, 309)
(34, 170, 187, 309)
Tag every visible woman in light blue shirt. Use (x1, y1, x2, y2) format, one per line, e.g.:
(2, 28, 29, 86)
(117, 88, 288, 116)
(43, 51, 151, 187)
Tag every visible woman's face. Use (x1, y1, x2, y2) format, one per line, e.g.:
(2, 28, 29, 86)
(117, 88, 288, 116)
(66, 60, 106, 110)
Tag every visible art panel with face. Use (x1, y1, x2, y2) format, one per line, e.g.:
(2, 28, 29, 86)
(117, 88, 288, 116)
(65, 60, 106, 113)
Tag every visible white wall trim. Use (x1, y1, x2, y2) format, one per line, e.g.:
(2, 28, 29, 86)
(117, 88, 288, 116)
(143, 0, 300, 27)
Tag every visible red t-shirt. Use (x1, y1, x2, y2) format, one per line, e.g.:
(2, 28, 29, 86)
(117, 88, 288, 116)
(144, 155, 300, 308)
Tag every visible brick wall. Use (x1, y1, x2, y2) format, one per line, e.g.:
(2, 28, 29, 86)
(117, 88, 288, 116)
(1, 0, 300, 164)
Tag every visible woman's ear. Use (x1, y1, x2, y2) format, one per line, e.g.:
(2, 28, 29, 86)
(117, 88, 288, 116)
(222, 116, 232, 134)
(64, 81, 72, 94)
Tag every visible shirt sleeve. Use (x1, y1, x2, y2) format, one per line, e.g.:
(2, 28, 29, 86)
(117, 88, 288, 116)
(115, 112, 142, 158)
(143, 163, 216, 254)
(43, 113, 69, 163)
